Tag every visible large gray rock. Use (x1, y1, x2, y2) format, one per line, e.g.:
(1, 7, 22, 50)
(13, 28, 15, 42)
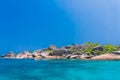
(32, 50, 49, 58)
(32, 50, 42, 57)
(48, 45, 56, 50)
(40, 52, 49, 58)
(49, 50, 72, 56)
(93, 46, 103, 51)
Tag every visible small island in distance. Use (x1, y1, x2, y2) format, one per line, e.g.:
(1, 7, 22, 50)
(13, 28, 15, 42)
(1, 42, 120, 60)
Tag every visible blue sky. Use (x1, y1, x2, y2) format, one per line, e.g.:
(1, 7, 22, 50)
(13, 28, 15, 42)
(56, 0, 120, 44)
(0, 0, 120, 54)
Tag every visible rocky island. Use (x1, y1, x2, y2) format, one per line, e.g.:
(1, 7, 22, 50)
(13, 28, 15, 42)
(1, 42, 120, 60)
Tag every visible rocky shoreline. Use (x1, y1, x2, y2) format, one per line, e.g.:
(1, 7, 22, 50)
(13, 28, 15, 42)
(1, 43, 120, 60)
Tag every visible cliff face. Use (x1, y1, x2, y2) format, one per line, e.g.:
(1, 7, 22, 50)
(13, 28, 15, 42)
(1, 43, 120, 60)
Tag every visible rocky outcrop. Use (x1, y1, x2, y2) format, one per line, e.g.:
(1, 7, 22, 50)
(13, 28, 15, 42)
(40, 52, 49, 58)
(43, 45, 56, 53)
(32, 50, 49, 59)
(1, 51, 15, 58)
(49, 50, 71, 56)
(16, 51, 31, 59)
(1, 43, 120, 60)
(32, 50, 42, 57)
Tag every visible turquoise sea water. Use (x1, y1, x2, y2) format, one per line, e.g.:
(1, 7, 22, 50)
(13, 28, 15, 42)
(0, 59, 120, 80)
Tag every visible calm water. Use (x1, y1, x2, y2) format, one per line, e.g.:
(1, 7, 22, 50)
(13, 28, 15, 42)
(0, 59, 120, 80)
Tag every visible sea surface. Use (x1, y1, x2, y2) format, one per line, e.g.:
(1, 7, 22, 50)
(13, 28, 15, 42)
(0, 59, 120, 80)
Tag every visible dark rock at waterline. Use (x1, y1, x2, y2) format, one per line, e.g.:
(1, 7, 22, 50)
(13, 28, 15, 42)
(66, 54, 80, 59)
(65, 53, 93, 59)
(81, 54, 93, 59)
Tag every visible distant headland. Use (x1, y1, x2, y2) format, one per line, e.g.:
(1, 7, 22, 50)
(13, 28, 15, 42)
(1, 42, 120, 60)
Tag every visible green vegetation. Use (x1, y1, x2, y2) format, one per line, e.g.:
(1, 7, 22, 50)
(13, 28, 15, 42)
(84, 43, 117, 55)
(85, 42, 92, 45)
(68, 42, 118, 55)
(83, 43, 99, 55)
(103, 44, 117, 53)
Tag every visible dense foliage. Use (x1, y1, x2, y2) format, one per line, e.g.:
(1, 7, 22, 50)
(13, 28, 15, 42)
(103, 44, 117, 52)
(65, 42, 118, 55)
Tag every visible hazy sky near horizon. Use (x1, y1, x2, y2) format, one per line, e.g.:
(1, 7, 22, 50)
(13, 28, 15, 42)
(0, 0, 120, 54)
